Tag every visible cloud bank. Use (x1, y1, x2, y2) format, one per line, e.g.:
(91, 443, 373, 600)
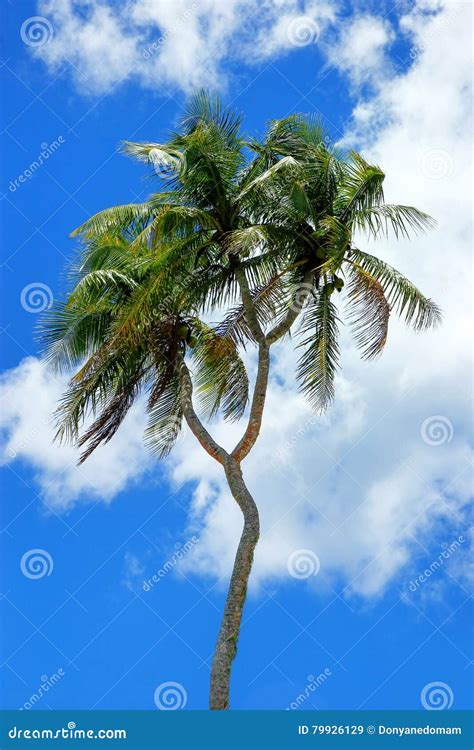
(5, 0, 472, 598)
(32, 0, 337, 95)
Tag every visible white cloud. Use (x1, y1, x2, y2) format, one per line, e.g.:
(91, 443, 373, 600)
(170, 0, 473, 598)
(325, 14, 395, 87)
(33, 0, 337, 95)
(8, 0, 473, 600)
(0, 357, 154, 511)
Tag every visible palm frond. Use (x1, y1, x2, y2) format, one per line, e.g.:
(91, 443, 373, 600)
(351, 204, 436, 239)
(191, 321, 249, 421)
(297, 292, 340, 410)
(349, 249, 442, 330)
(346, 266, 390, 359)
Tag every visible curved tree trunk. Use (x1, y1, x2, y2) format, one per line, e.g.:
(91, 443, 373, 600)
(209, 457, 260, 710)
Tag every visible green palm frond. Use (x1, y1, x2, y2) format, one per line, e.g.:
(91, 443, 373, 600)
(297, 292, 340, 411)
(42, 96, 440, 466)
(346, 266, 390, 359)
(191, 321, 249, 421)
(337, 152, 385, 219)
(348, 250, 442, 330)
(351, 204, 436, 239)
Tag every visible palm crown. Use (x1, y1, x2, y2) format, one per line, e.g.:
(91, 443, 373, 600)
(42, 91, 440, 461)
(41, 92, 441, 710)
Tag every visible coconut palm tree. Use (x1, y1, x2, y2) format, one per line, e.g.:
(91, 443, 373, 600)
(42, 92, 440, 710)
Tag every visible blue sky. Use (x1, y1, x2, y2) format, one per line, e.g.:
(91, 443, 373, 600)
(1, 0, 472, 712)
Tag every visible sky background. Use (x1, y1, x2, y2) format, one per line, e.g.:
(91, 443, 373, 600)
(0, 0, 473, 712)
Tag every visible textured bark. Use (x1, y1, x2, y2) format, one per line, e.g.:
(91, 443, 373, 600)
(178, 353, 226, 464)
(232, 341, 269, 462)
(178, 266, 316, 710)
(209, 457, 260, 710)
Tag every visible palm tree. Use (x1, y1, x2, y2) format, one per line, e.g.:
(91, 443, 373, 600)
(41, 92, 441, 710)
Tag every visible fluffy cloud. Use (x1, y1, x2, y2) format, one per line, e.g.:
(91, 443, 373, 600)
(8, 0, 472, 599)
(0, 357, 153, 510)
(170, 0, 473, 597)
(325, 14, 395, 87)
(33, 0, 337, 95)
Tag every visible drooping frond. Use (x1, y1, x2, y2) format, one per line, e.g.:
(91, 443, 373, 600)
(297, 292, 340, 411)
(346, 266, 390, 359)
(351, 204, 436, 239)
(337, 152, 385, 219)
(348, 250, 442, 330)
(191, 321, 249, 421)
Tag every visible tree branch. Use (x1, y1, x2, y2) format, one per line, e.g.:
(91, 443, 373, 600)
(231, 268, 315, 462)
(177, 352, 228, 465)
(231, 340, 270, 462)
(233, 263, 265, 343)
(265, 268, 314, 344)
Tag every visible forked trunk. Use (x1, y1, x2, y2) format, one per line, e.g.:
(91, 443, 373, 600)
(209, 457, 260, 710)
